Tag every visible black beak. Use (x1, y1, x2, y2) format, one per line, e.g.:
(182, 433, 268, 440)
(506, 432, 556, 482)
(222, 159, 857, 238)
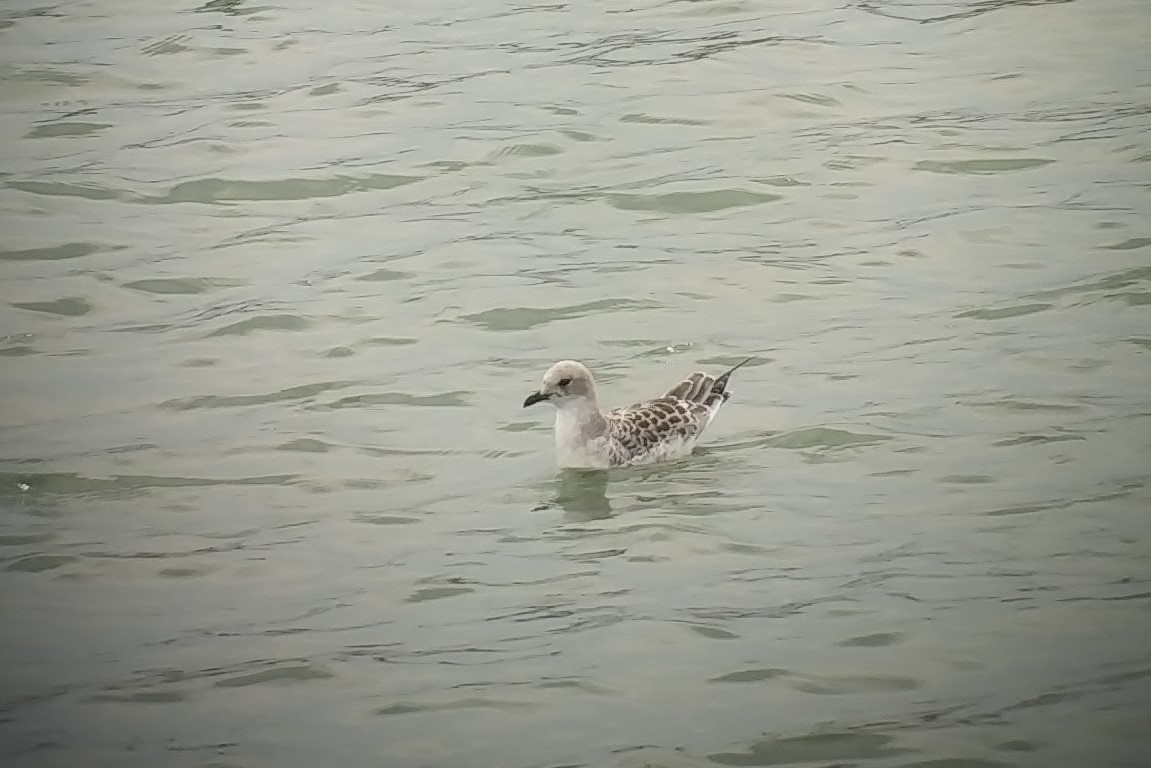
(523, 391, 549, 408)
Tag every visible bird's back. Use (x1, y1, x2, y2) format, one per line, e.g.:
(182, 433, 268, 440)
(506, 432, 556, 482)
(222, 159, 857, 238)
(604, 396, 709, 465)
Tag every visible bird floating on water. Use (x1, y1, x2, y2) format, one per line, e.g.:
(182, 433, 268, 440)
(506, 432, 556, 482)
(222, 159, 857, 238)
(522, 358, 753, 469)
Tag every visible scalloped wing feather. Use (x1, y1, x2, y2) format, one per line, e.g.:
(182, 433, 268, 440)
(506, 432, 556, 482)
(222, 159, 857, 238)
(604, 397, 712, 464)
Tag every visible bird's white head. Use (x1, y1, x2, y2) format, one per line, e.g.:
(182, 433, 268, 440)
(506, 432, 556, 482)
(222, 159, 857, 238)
(522, 360, 597, 410)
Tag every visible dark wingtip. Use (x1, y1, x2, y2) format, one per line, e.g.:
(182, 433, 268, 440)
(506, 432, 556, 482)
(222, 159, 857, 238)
(729, 356, 755, 375)
(716, 356, 754, 385)
(710, 357, 755, 403)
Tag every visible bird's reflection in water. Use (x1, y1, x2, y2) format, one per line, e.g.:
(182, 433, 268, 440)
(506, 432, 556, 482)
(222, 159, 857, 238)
(552, 469, 613, 521)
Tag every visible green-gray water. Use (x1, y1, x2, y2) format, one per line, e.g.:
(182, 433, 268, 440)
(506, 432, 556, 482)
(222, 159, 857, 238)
(2, 0, 1149, 766)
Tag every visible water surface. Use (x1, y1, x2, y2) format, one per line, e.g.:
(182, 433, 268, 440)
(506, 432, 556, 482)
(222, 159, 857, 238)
(2, 0, 1149, 766)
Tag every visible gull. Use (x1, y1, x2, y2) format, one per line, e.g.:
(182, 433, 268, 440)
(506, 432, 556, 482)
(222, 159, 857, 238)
(522, 358, 753, 469)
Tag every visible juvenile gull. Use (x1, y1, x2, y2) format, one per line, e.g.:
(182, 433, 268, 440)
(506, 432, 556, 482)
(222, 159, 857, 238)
(522, 358, 752, 469)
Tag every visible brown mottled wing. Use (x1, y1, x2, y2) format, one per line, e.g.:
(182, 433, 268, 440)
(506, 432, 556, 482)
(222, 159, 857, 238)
(606, 397, 708, 458)
(663, 358, 752, 408)
(663, 372, 717, 403)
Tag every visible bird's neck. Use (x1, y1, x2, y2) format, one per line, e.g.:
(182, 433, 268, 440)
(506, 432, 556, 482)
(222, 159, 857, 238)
(554, 396, 607, 441)
(553, 397, 608, 469)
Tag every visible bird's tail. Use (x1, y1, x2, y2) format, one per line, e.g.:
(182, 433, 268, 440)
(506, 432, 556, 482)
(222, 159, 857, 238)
(664, 356, 754, 408)
(706, 356, 754, 407)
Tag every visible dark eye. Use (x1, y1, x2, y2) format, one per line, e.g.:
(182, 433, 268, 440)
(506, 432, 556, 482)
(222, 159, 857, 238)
(557, 377, 572, 387)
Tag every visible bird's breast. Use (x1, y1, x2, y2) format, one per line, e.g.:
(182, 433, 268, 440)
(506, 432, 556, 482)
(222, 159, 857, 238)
(553, 409, 610, 469)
